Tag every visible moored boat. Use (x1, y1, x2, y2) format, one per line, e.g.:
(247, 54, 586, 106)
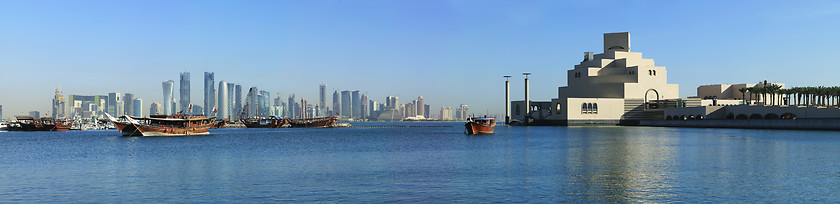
(7, 116, 72, 131)
(465, 116, 495, 135)
(287, 117, 336, 128)
(241, 116, 287, 128)
(106, 113, 219, 136)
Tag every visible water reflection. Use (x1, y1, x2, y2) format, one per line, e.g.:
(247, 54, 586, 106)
(564, 127, 679, 202)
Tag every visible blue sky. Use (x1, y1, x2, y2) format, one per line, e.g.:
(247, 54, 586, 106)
(2, 0, 840, 117)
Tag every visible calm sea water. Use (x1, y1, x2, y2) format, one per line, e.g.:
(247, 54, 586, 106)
(1, 122, 839, 202)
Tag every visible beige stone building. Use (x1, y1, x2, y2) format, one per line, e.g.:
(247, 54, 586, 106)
(697, 83, 784, 105)
(511, 32, 679, 125)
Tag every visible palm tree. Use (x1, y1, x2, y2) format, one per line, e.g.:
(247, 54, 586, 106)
(739, 87, 748, 105)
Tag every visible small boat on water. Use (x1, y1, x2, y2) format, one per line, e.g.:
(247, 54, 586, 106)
(465, 116, 495, 135)
(7, 116, 72, 131)
(287, 117, 337, 128)
(241, 116, 287, 128)
(106, 113, 222, 136)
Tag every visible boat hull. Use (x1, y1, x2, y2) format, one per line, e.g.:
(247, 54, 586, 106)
(18, 123, 71, 131)
(465, 117, 496, 135)
(114, 122, 213, 136)
(287, 117, 336, 128)
(242, 119, 286, 128)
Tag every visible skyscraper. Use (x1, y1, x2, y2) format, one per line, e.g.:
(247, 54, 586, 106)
(162, 80, 174, 115)
(235, 84, 242, 117)
(456, 104, 469, 120)
(287, 94, 296, 119)
(227, 82, 235, 116)
(258, 91, 270, 117)
(440, 107, 452, 120)
(360, 93, 368, 119)
(150, 102, 161, 116)
(123, 93, 133, 116)
(332, 90, 340, 117)
(319, 84, 326, 115)
(386, 96, 398, 108)
(341, 91, 351, 117)
(52, 89, 65, 118)
(416, 96, 424, 117)
(246, 87, 258, 117)
(424, 104, 430, 118)
(351, 90, 360, 119)
(204, 72, 215, 116)
(133, 98, 143, 117)
(218, 80, 229, 120)
(0, 104, 3, 119)
(180, 71, 190, 113)
(108, 92, 121, 116)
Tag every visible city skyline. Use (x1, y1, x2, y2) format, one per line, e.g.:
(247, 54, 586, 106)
(3, 0, 840, 116)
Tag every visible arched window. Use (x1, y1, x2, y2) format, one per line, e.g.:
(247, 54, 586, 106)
(593, 103, 598, 114)
(649, 70, 653, 75)
(556, 103, 562, 114)
(587, 103, 593, 114)
(653, 70, 657, 76)
(581, 103, 587, 114)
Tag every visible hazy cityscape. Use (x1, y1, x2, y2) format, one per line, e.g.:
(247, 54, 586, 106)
(6, 71, 478, 122)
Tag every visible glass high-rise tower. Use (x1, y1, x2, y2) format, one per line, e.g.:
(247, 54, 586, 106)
(204, 72, 215, 116)
(180, 72, 190, 113)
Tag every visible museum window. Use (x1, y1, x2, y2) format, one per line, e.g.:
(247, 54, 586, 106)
(556, 103, 562, 114)
(593, 103, 598, 114)
(581, 103, 587, 114)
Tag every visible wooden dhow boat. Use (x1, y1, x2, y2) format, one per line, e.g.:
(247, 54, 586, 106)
(106, 113, 222, 136)
(287, 116, 337, 128)
(7, 116, 72, 131)
(465, 116, 495, 135)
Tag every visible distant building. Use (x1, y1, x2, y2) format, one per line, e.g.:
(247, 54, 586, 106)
(246, 87, 259, 117)
(424, 104, 430, 118)
(218, 80, 229, 120)
(341, 91, 351, 118)
(360, 93, 368, 119)
(204, 72, 215, 116)
(416, 96, 424, 117)
(234, 84, 242, 118)
(0, 104, 3, 119)
(67, 95, 108, 118)
(192, 105, 203, 115)
(319, 84, 327, 116)
(107, 92, 122, 116)
(287, 94, 296, 119)
(123, 93, 133, 116)
(227, 83, 235, 115)
(29, 111, 40, 118)
(351, 91, 360, 119)
(386, 96, 398, 108)
(180, 71, 190, 113)
(150, 102, 162, 116)
(258, 91, 270, 117)
(440, 107, 452, 120)
(133, 98, 143, 117)
(332, 90, 340, 117)
(456, 104, 469, 121)
(369, 100, 378, 118)
(52, 89, 66, 118)
(162, 80, 174, 115)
